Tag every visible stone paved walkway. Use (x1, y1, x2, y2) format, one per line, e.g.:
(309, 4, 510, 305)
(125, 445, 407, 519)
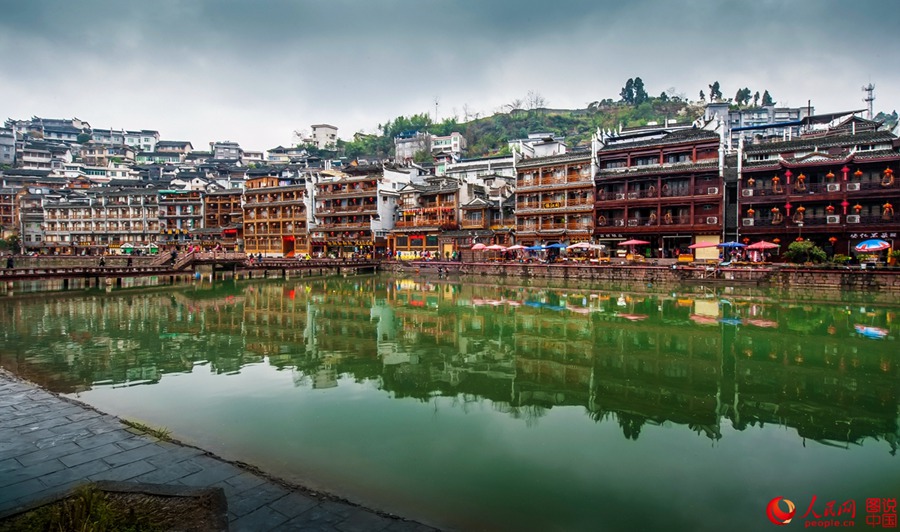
(0, 371, 437, 531)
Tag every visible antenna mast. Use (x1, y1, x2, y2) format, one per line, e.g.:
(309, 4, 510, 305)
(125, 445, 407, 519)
(862, 83, 875, 120)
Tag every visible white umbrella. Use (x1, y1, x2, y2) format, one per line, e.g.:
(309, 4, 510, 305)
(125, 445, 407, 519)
(567, 242, 593, 250)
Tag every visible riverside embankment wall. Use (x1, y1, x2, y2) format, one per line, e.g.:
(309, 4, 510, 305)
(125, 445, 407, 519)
(386, 261, 900, 293)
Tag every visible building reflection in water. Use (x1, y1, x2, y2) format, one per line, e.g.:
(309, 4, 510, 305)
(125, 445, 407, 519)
(0, 276, 896, 452)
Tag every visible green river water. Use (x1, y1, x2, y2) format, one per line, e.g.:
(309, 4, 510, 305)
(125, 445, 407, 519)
(1, 275, 898, 531)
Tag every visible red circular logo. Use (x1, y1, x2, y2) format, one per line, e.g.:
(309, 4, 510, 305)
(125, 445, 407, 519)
(766, 497, 796, 526)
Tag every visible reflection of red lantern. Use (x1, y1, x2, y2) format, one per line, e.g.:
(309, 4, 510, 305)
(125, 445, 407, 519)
(827, 325, 836, 335)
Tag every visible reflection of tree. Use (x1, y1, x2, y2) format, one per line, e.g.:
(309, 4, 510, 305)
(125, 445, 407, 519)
(617, 413, 646, 441)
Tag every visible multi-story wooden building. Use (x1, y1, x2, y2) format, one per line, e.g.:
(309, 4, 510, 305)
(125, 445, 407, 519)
(515, 153, 593, 246)
(158, 189, 203, 245)
(739, 117, 900, 254)
(203, 189, 244, 250)
(0, 188, 17, 238)
(314, 166, 382, 257)
(43, 189, 159, 254)
(390, 179, 460, 259)
(594, 129, 723, 255)
(242, 168, 309, 257)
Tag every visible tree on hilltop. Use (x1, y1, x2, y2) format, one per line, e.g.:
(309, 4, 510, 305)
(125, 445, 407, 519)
(620, 78, 634, 104)
(762, 90, 775, 106)
(708, 81, 722, 101)
(633, 77, 648, 105)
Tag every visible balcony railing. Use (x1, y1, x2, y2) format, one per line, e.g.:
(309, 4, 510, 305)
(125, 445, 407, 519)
(598, 214, 719, 227)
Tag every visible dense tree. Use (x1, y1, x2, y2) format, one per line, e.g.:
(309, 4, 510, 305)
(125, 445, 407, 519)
(633, 77, 648, 105)
(734, 88, 752, 107)
(620, 78, 635, 104)
(753, 91, 760, 107)
(658, 91, 669, 102)
(708, 81, 722, 101)
(699, 89, 705, 102)
(784, 241, 827, 264)
(762, 90, 775, 106)
(77, 133, 91, 144)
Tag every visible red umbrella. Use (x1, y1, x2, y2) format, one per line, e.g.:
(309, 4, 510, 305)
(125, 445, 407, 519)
(746, 241, 780, 250)
(618, 239, 650, 246)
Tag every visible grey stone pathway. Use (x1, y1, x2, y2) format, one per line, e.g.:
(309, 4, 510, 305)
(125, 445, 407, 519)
(0, 371, 437, 531)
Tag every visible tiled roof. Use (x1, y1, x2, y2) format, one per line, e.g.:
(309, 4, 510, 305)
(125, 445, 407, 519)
(598, 129, 720, 152)
(157, 141, 192, 148)
(597, 159, 718, 179)
(743, 131, 895, 154)
(515, 152, 591, 170)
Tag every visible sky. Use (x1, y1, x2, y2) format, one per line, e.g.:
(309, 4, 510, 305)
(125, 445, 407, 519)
(1, 0, 898, 152)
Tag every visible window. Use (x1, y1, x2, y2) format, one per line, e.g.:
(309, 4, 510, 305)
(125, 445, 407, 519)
(664, 153, 691, 163)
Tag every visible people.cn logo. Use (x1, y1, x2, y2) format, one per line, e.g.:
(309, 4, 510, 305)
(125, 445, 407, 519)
(766, 497, 796, 526)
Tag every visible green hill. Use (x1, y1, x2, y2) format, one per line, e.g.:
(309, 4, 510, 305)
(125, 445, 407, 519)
(337, 97, 702, 160)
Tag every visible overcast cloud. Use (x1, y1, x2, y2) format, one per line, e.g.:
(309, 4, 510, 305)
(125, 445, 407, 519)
(1, 0, 897, 151)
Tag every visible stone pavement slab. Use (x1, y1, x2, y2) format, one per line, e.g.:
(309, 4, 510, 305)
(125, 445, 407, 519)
(0, 370, 439, 531)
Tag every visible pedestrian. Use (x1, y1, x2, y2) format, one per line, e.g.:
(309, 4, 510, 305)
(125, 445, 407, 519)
(5, 255, 12, 269)
(126, 256, 133, 268)
(99, 256, 106, 267)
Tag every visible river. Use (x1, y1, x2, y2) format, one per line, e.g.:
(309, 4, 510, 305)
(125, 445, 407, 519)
(1, 275, 897, 531)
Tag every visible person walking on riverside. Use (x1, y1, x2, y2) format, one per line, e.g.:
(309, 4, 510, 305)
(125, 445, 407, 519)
(5, 255, 12, 269)
(98, 256, 106, 268)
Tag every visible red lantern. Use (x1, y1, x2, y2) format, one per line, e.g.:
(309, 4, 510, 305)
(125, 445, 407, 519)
(742, 237, 750, 244)
(825, 171, 834, 180)
(826, 205, 835, 213)
(828, 237, 838, 245)
(854, 169, 863, 178)
(773, 238, 781, 244)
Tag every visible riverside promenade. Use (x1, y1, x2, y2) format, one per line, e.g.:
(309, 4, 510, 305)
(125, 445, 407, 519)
(0, 370, 435, 531)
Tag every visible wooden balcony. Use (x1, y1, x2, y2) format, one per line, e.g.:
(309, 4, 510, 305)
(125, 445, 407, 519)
(597, 186, 721, 202)
(597, 214, 721, 230)
(461, 221, 487, 229)
(316, 205, 378, 215)
(318, 222, 370, 231)
(318, 186, 378, 198)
